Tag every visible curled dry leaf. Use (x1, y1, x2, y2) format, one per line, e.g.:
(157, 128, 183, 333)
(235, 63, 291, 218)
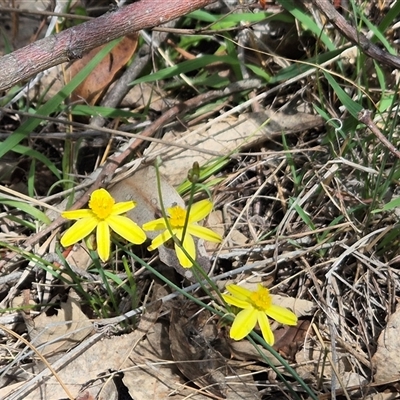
(227, 320, 310, 364)
(372, 306, 400, 382)
(145, 110, 324, 186)
(169, 301, 261, 399)
(24, 295, 93, 357)
(68, 33, 138, 105)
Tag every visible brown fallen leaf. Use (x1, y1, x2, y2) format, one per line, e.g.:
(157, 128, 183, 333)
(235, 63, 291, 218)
(169, 302, 228, 397)
(169, 301, 261, 399)
(372, 306, 400, 382)
(145, 110, 324, 187)
(0, 286, 163, 400)
(23, 294, 93, 357)
(68, 33, 138, 105)
(273, 319, 311, 360)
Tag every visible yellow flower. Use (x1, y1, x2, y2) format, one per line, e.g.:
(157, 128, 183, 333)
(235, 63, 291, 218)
(142, 199, 222, 268)
(60, 188, 146, 262)
(222, 284, 298, 345)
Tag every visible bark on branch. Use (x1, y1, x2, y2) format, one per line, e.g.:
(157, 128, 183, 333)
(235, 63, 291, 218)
(0, 0, 217, 91)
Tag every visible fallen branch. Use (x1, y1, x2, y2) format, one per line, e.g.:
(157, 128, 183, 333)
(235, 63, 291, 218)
(0, 0, 217, 91)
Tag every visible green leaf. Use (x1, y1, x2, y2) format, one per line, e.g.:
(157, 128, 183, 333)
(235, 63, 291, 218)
(187, 9, 219, 22)
(269, 48, 345, 84)
(12, 144, 61, 180)
(290, 199, 316, 230)
(372, 197, 400, 213)
(71, 105, 143, 119)
(130, 55, 239, 85)
(323, 72, 363, 118)
(164, 73, 230, 89)
(376, 1, 400, 41)
(277, 0, 335, 51)
(0, 198, 51, 225)
(177, 156, 230, 195)
(360, 14, 396, 55)
(245, 64, 271, 82)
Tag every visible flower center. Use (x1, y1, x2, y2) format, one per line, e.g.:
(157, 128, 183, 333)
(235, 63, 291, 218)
(249, 285, 272, 310)
(89, 189, 115, 220)
(168, 206, 187, 228)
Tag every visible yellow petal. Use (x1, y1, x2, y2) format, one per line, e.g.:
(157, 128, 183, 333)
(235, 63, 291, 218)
(187, 224, 222, 242)
(96, 221, 110, 261)
(222, 294, 250, 309)
(61, 209, 93, 220)
(107, 215, 146, 244)
(226, 284, 252, 301)
(266, 304, 298, 326)
(188, 199, 213, 223)
(258, 312, 275, 345)
(111, 201, 136, 215)
(60, 217, 97, 247)
(175, 233, 195, 268)
(142, 217, 168, 231)
(148, 229, 173, 251)
(229, 307, 257, 340)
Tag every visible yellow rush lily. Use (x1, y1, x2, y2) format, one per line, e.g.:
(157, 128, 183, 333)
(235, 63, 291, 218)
(60, 188, 146, 262)
(222, 284, 298, 345)
(142, 199, 222, 268)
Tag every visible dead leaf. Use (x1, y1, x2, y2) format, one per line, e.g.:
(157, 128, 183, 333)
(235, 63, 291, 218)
(0, 288, 163, 400)
(372, 306, 400, 382)
(273, 295, 316, 317)
(145, 110, 324, 187)
(227, 339, 283, 366)
(206, 210, 247, 252)
(169, 303, 228, 397)
(68, 34, 138, 105)
(169, 302, 261, 399)
(225, 315, 310, 365)
(273, 319, 310, 360)
(24, 295, 93, 357)
(296, 338, 367, 391)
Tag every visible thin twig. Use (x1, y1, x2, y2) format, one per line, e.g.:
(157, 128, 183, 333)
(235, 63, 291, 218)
(358, 109, 400, 159)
